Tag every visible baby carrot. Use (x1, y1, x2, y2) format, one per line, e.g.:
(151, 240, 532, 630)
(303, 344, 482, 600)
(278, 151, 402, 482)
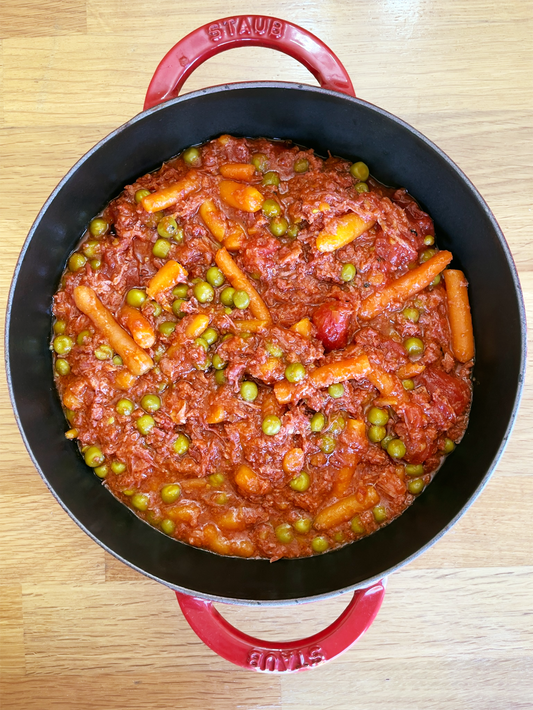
(119, 304, 155, 349)
(73, 286, 154, 376)
(443, 269, 475, 362)
(215, 247, 272, 323)
(141, 170, 200, 213)
(146, 260, 188, 300)
(359, 250, 453, 320)
(316, 213, 375, 253)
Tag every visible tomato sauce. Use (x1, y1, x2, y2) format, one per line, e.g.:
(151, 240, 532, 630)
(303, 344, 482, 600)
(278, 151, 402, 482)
(52, 136, 473, 560)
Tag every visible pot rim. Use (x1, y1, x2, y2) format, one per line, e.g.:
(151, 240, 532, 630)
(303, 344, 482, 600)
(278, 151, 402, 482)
(5, 81, 527, 606)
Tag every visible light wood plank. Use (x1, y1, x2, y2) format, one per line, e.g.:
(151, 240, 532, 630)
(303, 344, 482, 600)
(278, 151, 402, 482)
(0, 1, 87, 39)
(0, 586, 25, 677)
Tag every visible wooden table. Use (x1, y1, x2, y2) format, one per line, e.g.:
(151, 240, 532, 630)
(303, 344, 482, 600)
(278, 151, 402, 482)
(1, 1, 532, 708)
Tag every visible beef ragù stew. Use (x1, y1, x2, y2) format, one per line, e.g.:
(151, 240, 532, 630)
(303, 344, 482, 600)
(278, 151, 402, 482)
(51, 136, 474, 560)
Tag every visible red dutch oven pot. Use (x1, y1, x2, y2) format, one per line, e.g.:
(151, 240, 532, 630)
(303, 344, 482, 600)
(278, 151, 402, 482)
(6, 17, 525, 673)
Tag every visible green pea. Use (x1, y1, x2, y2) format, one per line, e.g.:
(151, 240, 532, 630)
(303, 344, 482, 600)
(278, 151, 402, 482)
(220, 287, 236, 306)
(262, 415, 281, 436)
(53, 335, 73, 355)
(431, 274, 441, 287)
(405, 463, 424, 477)
(116, 398, 134, 416)
(203, 327, 218, 346)
(206, 266, 225, 288)
(214, 492, 228, 505)
(285, 363, 306, 383)
(320, 436, 336, 454)
(381, 434, 395, 450)
(161, 518, 176, 535)
(161, 483, 181, 504)
(126, 288, 147, 308)
(402, 306, 420, 323)
(183, 147, 201, 166)
(251, 153, 268, 172)
(55, 358, 70, 376)
(90, 258, 102, 270)
(310, 412, 326, 432)
(373, 505, 387, 523)
(286, 223, 300, 239)
(171, 299, 186, 318)
(65, 409, 75, 424)
(112, 355, 123, 367)
(420, 248, 436, 263)
(311, 536, 329, 553)
(94, 344, 113, 360)
(269, 216, 288, 237)
(294, 157, 309, 173)
(402, 379, 415, 391)
(341, 263, 356, 282)
(333, 531, 345, 543)
(76, 331, 91, 348)
(266, 341, 283, 358)
(212, 353, 227, 370)
(233, 290, 250, 309)
(355, 182, 369, 193)
(387, 438, 406, 459)
(408, 478, 425, 495)
(131, 493, 149, 511)
(351, 515, 365, 534)
(328, 383, 344, 399)
(404, 337, 424, 357)
(53, 320, 67, 334)
(209, 472, 225, 487)
(289, 471, 310, 492)
(328, 414, 346, 437)
(194, 337, 208, 352)
(350, 161, 370, 181)
(294, 517, 312, 534)
(240, 380, 258, 402)
(193, 281, 215, 303)
(158, 321, 176, 337)
(84, 446, 105, 468)
(274, 523, 294, 544)
(68, 253, 87, 272)
(368, 425, 387, 443)
(94, 464, 108, 478)
(135, 188, 151, 204)
(444, 438, 456, 454)
(111, 460, 127, 474)
(149, 301, 162, 317)
(215, 369, 227, 386)
(367, 407, 389, 426)
(424, 235, 435, 246)
(136, 414, 155, 435)
(141, 394, 161, 413)
(82, 240, 100, 258)
(152, 238, 171, 258)
(172, 284, 189, 299)
(262, 171, 280, 187)
(89, 218, 109, 237)
(262, 198, 281, 218)
(156, 217, 178, 240)
(173, 433, 190, 455)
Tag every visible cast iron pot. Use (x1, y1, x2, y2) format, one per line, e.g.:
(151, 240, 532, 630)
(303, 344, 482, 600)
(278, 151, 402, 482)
(6, 16, 526, 671)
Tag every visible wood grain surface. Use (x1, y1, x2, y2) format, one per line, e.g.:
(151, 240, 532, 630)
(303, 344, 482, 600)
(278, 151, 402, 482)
(1, 1, 532, 708)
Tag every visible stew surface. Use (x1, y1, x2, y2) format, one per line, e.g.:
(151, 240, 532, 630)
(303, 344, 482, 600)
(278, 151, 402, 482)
(52, 136, 474, 560)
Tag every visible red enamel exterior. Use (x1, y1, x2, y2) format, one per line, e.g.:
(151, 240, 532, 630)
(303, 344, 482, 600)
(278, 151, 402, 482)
(144, 15, 355, 110)
(176, 580, 386, 672)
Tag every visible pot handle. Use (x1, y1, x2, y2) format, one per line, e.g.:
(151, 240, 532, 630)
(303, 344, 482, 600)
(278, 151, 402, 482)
(175, 579, 385, 673)
(144, 15, 355, 110)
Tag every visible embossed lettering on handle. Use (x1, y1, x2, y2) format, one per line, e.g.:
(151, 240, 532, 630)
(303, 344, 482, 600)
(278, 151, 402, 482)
(144, 15, 355, 110)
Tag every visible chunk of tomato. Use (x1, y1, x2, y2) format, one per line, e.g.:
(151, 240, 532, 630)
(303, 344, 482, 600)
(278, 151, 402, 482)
(312, 301, 352, 351)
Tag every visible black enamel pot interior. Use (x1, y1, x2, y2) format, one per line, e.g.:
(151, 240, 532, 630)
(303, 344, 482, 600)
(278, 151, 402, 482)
(6, 82, 526, 604)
